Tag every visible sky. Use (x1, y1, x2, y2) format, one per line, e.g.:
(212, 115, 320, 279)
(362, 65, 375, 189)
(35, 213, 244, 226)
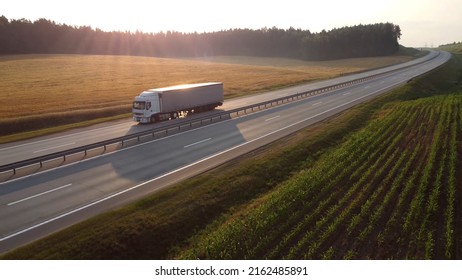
(2, 0, 461, 47)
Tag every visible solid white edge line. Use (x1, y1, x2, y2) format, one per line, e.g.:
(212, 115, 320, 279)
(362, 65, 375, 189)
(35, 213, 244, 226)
(312, 102, 323, 106)
(7, 184, 73, 206)
(0, 79, 406, 242)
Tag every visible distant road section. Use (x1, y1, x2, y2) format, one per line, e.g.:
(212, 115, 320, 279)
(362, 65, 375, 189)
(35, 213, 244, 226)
(0, 51, 451, 253)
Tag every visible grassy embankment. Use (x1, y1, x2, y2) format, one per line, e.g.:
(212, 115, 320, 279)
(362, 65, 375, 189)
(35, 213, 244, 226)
(0, 54, 413, 143)
(439, 42, 462, 54)
(2, 51, 461, 259)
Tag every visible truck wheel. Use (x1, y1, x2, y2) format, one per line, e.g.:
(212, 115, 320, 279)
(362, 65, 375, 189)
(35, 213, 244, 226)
(151, 115, 156, 123)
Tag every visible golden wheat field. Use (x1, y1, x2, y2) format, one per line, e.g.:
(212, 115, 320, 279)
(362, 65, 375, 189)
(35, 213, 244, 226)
(0, 54, 413, 139)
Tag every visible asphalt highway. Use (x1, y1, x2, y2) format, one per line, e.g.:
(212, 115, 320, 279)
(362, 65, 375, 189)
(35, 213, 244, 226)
(0, 51, 442, 166)
(0, 51, 451, 254)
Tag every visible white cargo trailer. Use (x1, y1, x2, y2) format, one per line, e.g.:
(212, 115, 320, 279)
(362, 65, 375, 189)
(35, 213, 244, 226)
(132, 82, 223, 123)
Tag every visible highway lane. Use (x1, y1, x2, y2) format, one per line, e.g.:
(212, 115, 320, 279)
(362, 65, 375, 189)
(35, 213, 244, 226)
(0, 51, 441, 166)
(0, 50, 451, 253)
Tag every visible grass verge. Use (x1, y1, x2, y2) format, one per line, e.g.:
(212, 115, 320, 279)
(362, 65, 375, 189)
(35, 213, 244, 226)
(439, 43, 462, 54)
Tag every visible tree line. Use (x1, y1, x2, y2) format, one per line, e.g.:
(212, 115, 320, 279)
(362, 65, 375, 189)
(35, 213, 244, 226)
(0, 16, 401, 60)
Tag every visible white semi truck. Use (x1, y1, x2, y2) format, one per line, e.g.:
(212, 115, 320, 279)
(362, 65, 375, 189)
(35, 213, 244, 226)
(132, 82, 224, 123)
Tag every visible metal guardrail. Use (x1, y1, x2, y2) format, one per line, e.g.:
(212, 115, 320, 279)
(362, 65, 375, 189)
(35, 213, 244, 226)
(0, 51, 442, 176)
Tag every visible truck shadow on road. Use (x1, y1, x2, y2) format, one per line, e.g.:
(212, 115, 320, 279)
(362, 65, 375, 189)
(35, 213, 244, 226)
(110, 109, 244, 184)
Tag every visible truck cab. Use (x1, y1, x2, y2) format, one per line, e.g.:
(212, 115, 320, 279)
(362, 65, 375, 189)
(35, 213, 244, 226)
(132, 91, 161, 123)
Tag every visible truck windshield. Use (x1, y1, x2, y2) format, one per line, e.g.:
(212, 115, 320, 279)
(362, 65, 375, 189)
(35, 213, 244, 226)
(133, 101, 146, 110)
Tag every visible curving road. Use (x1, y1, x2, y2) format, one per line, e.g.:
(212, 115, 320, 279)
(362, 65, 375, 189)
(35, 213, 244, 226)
(0, 51, 451, 254)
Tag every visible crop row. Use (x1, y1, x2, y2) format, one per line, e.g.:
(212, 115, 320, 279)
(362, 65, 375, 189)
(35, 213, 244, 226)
(181, 93, 461, 259)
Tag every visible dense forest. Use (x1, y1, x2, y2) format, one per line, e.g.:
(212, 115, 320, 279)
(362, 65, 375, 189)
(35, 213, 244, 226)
(0, 16, 401, 60)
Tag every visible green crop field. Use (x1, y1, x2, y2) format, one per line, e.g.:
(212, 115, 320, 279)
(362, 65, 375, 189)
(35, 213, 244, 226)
(0, 54, 412, 141)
